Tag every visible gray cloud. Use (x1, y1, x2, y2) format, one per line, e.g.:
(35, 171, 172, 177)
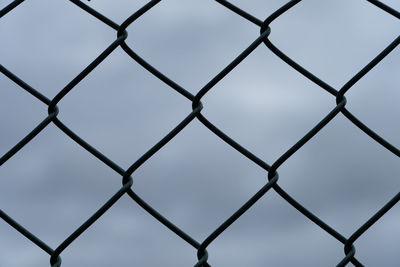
(1, 0, 399, 266)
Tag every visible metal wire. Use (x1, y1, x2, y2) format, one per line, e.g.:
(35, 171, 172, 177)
(1, 0, 399, 266)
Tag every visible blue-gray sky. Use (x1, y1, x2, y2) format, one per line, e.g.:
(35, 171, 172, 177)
(1, 0, 399, 266)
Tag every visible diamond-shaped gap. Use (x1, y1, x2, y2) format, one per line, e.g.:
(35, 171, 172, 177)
(60, 196, 197, 266)
(61, 118, 273, 266)
(264, 0, 400, 88)
(131, 119, 268, 250)
(205, 191, 344, 266)
(0, 0, 115, 99)
(274, 113, 400, 246)
(129, 113, 351, 265)
(0, 123, 125, 265)
(57, 47, 189, 169)
(122, 0, 261, 93)
(206, 110, 400, 265)
(345, 45, 400, 148)
(0, 74, 46, 158)
(200, 43, 334, 164)
(356, 203, 400, 265)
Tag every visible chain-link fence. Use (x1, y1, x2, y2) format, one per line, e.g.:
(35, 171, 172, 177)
(1, 0, 399, 266)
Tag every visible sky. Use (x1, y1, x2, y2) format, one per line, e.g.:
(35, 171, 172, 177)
(0, 0, 399, 266)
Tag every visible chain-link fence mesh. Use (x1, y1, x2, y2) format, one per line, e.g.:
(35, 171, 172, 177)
(1, 0, 399, 266)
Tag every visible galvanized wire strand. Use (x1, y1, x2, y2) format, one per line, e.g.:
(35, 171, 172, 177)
(0, 209, 60, 265)
(0, 0, 24, 18)
(66, 1, 210, 262)
(1, 1, 208, 266)
(49, 178, 134, 267)
(366, 0, 400, 19)
(258, 1, 399, 265)
(338, 192, 400, 267)
(0, 64, 58, 166)
(0, 0, 399, 266)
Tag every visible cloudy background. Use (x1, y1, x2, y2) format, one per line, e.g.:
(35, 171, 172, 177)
(0, 0, 399, 266)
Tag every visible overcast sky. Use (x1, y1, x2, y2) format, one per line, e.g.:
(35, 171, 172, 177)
(1, 0, 399, 266)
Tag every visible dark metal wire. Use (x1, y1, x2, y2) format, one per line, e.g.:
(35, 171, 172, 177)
(0, 0, 398, 266)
